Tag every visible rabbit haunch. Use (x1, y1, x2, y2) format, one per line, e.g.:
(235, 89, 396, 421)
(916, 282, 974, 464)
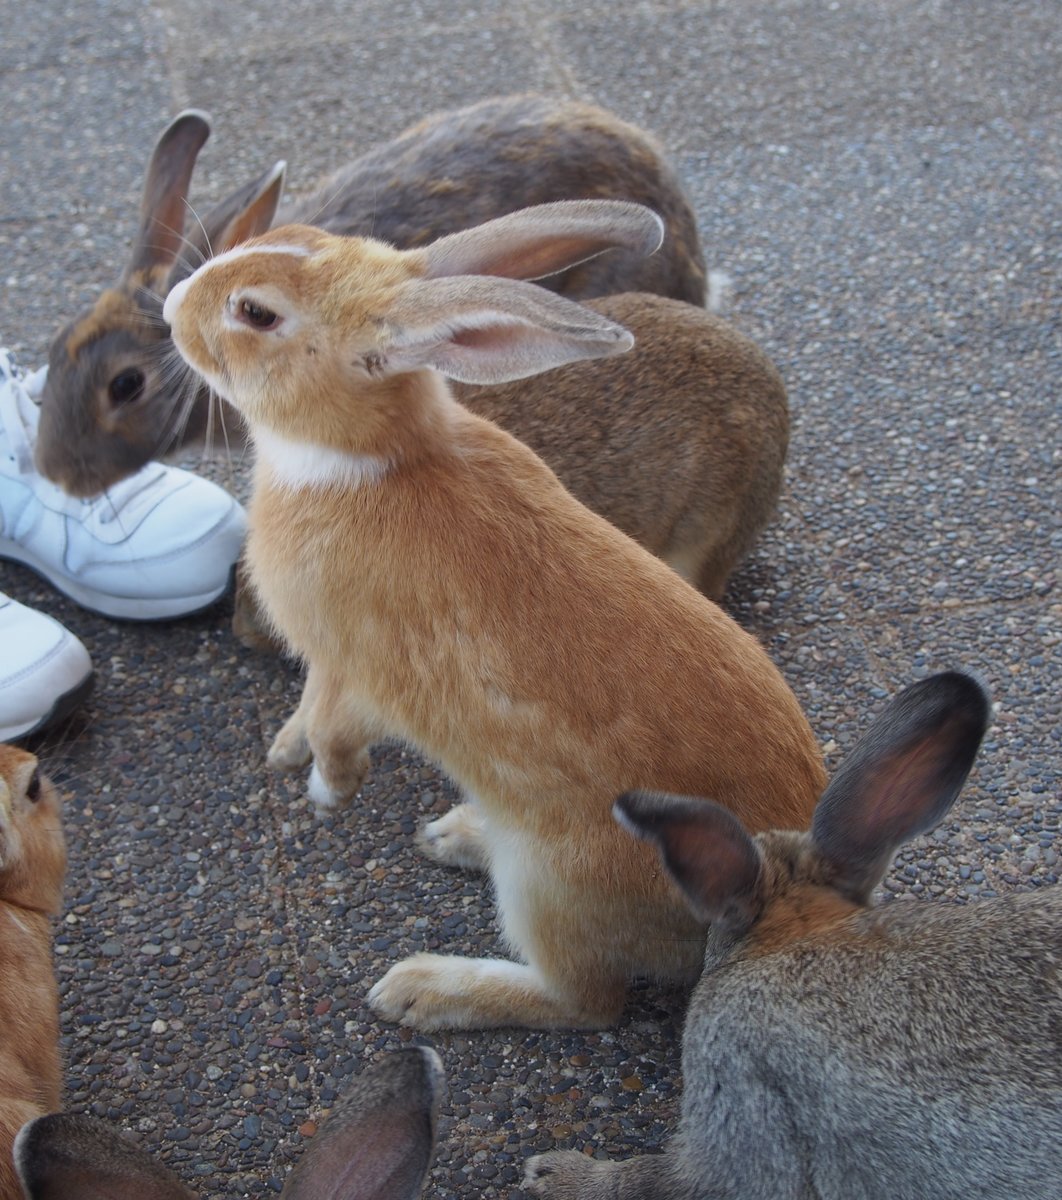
(165, 204, 825, 1031)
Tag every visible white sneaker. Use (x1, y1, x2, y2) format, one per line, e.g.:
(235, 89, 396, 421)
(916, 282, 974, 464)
(0, 592, 94, 740)
(0, 350, 247, 620)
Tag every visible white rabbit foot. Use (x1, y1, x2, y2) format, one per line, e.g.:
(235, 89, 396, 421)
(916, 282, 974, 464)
(416, 802, 488, 870)
(368, 953, 600, 1031)
(267, 721, 312, 772)
(306, 757, 369, 813)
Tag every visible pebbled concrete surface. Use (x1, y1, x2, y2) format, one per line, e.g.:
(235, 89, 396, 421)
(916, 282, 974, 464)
(1, 0, 1058, 1195)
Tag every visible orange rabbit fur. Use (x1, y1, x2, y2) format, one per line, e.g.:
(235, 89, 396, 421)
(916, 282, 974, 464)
(0, 746, 65, 1200)
(163, 203, 825, 1030)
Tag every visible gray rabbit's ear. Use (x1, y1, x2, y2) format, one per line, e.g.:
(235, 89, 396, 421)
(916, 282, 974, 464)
(812, 672, 991, 901)
(614, 792, 764, 932)
(173, 160, 287, 282)
(14, 1113, 196, 1199)
(420, 200, 664, 283)
(125, 110, 212, 285)
(381, 275, 634, 385)
(281, 1046, 443, 1200)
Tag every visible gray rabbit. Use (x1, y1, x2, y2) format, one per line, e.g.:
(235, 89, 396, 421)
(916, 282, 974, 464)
(15, 1045, 442, 1199)
(525, 672, 1062, 1200)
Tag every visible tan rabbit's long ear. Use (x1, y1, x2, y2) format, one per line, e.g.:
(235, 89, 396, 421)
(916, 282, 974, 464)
(125, 110, 212, 284)
(614, 792, 764, 933)
(281, 1046, 443, 1200)
(172, 160, 287, 284)
(420, 200, 664, 282)
(14, 1113, 196, 1199)
(812, 672, 991, 902)
(382, 275, 634, 384)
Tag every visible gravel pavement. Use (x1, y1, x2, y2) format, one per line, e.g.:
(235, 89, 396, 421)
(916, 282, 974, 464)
(1, 1, 1058, 1195)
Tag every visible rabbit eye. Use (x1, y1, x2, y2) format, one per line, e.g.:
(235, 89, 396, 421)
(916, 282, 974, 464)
(108, 367, 146, 406)
(238, 299, 281, 330)
(25, 769, 42, 804)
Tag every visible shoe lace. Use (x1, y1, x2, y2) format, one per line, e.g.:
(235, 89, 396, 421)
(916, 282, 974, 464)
(0, 350, 170, 527)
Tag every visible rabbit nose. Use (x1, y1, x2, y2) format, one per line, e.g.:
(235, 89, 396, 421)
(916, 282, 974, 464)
(162, 277, 191, 327)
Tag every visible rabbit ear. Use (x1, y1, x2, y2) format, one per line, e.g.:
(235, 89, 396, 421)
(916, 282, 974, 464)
(125, 110, 212, 284)
(14, 1113, 196, 1199)
(174, 160, 287, 279)
(381, 275, 634, 384)
(281, 1046, 443, 1200)
(812, 672, 991, 900)
(614, 792, 764, 932)
(420, 200, 664, 283)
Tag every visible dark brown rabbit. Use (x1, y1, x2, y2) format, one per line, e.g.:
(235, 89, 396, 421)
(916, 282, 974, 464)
(16, 1046, 442, 1199)
(0, 745, 66, 1200)
(35, 95, 707, 498)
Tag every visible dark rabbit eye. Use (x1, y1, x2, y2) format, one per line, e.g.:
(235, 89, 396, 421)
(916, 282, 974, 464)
(108, 367, 146, 406)
(26, 769, 42, 803)
(238, 299, 280, 330)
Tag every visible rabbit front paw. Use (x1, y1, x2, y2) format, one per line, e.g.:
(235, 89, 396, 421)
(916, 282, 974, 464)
(416, 802, 488, 870)
(267, 720, 312, 772)
(367, 953, 485, 1030)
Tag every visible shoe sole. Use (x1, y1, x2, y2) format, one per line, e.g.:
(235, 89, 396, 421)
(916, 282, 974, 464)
(0, 546, 237, 622)
(0, 668, 95, 742)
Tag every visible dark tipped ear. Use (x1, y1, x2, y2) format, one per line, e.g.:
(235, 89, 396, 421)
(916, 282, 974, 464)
(126, 110, 212, 282)
(15, 1113, 195, 1199)
(421, 200, 664, 283)
(812, 672, 991, 900)
(173, 160, 287, 281)
(614, 792, 764, 932)
(281, 1046, 443, 1200)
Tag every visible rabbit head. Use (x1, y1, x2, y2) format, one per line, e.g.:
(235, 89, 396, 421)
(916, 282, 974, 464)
(617, 672, 991, 967)
(36, 111, 283, 496)
(15, 1045, 443, 1199)
(161, 202, 664, 457)
(0, 745, 65, 916)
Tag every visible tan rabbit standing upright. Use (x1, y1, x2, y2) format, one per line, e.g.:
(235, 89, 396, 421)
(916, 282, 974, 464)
(163, 201, 825, 1032)
(0, 745, 66, 1200)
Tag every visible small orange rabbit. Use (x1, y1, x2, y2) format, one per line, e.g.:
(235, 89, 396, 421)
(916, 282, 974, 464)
(0, 745, 66, 1200)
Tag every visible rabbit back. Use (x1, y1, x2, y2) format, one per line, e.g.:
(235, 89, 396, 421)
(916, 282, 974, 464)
(455, 292, 788, 599)
(286, 94, 706, 305)
(679, 888, 1062, 1199)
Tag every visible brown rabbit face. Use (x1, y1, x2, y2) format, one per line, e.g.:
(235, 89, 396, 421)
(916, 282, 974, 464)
(0, 746, 66, 916)
(36, 280, 193, 497)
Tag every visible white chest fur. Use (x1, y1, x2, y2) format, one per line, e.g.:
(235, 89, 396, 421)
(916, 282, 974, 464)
(254, 428, 390, 490)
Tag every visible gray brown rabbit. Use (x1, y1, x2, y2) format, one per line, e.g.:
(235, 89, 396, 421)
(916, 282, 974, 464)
(525, 672, 1062, 1199)
(0, 745, 66, 1200)
(16, 1045, 442, 1199)
(35, 95, 706, 498)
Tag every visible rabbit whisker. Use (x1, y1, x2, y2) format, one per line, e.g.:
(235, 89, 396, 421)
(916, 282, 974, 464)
(181, 199, 213, 261)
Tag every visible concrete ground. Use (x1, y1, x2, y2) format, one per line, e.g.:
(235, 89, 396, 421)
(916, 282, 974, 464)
(1, 0, 1058, 1195)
